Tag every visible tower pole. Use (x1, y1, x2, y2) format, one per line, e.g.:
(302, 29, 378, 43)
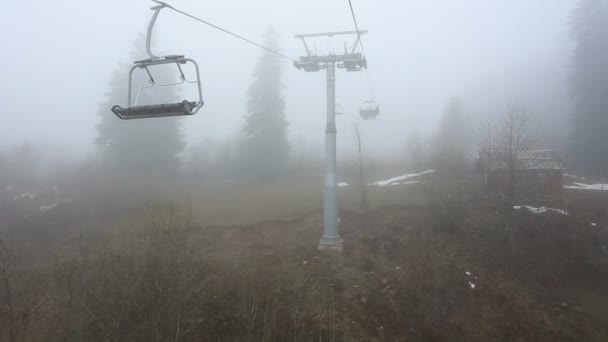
(293, 31, 367, 253)
(320, 61, 342, 251)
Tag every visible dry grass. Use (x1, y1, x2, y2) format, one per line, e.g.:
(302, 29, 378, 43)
(174, 174, 432, 227)
(2, 170, 608, 341)
(187, 173, 430, 227)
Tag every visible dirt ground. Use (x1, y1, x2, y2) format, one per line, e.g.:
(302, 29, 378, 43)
(183, 198, 608, 341)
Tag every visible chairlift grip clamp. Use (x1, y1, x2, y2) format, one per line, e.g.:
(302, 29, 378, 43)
(146, 0, 173, 59)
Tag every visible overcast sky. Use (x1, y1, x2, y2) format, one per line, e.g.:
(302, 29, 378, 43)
(0, 0, 575, 159)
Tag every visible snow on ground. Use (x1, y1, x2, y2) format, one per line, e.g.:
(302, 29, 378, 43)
(563, 173, 608, 191)
(13, 192, 37, 200)
(465, 271, 477, 289)
(338, 182, 349, 187)
(564, 173, 587, 180)
(565, 182, 608, 191)
(388, 180, 419, 186)
(369, 170, 435, 187)
(513, 205, 569, 216)
(39, 203, 58, 211)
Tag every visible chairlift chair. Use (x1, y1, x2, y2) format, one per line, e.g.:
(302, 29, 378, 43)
(335, 103, 343, 115)
(341, 54, 367, 72)
(111, 1, 204, 120)
(338, 41, 367, 72)
(293, 56, 323, 72)
(359, 101, 379, 120)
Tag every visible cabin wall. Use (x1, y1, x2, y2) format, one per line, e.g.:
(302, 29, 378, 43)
(485, 169, 563, 198)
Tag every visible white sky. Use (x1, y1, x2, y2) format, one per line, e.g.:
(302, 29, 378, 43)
(0, 0, 575, 159)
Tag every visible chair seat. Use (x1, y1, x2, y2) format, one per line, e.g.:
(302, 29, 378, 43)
(112, 100, 200, 120)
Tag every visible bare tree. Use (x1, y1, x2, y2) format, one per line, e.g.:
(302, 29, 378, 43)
(497, 104, 537, 205)
(495, 104, 537, 255)
(0, 238, 51, 342)
(405, 131, 430, 173)
(476, 119, 494, 194)
(430, 99, 470, 213)
(353, 124, 369, 211)
(477, 118, 494, 155)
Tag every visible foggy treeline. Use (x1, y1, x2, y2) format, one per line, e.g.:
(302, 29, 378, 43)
(0, 2, 600, 189)
(1, 1, 606, 188)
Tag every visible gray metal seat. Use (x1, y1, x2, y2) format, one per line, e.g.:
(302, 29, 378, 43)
(112, 100, 200, 120)
(359, 101, 379, 120)
(111, 1, 204, 120)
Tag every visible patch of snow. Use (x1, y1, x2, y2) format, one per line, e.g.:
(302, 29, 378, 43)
(468, 281, 476, 289)
(565, 182, 608, 191)
(369, 170, 435, 186)
(338, 182, 349, 187)
(39, 203, 58, 211)
(13, 192, 37, 201)
(384, 180, 419, 186)
(591, 223, 597, 227)
(513, 205, 569, 216)
(564, 173, 586, 180)
(465, 271, 471, 276)
(388, 180, 419, 186)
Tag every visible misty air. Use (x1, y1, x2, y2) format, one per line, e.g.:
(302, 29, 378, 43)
(1, 0, 607, 341)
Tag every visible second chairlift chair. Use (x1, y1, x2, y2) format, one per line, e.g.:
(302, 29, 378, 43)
(359, 100, 379, 120)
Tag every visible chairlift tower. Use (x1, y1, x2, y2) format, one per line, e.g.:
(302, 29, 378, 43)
(294, 30, 367, 252)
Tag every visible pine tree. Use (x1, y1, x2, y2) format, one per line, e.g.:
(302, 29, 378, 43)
(432, 99, 469, 174)
(96, 34, 185, 179)
(238, 28, 289, 180)
(569, 0, 608, 174)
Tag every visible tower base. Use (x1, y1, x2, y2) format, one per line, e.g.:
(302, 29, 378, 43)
(318, 236, 343, 253)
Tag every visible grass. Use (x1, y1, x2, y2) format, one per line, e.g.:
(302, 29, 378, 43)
(1, 170, 607, 341)
(176, 173, 432, 227)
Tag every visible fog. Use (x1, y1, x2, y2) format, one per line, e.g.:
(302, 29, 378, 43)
(5, 2, 608, 340)
(1, 0, 574, 159)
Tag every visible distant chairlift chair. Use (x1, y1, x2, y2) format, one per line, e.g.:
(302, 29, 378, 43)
(335, 103, 343, 115)
(359, 101, 379, 120)
(111, 1, 204, 120)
